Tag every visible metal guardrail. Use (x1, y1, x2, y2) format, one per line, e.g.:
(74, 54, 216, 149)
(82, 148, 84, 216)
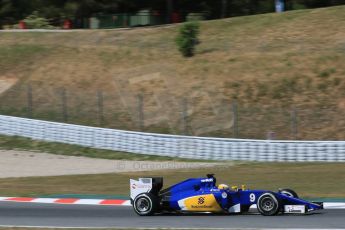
(0, 115, 344, 162)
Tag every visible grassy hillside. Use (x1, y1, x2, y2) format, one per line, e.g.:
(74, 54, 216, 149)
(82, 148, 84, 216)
(0, 6, 345, 140)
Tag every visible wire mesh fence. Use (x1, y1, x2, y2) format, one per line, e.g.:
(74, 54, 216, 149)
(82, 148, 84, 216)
(1, 83, 344, 140)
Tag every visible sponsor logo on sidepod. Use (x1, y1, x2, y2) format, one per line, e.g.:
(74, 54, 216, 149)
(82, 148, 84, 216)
(198, 197, 205, 204)
(191, 197, 212, 209)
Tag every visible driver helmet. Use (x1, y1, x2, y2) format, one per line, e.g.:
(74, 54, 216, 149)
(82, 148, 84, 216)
(218, 184, 229, 190)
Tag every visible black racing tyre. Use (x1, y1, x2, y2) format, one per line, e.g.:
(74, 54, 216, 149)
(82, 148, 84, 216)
(257, 192, 282, 216)
(133, 193, 159, 216)
(279, 188, 299, 198)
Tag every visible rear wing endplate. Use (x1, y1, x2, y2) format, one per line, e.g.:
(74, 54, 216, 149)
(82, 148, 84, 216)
(130, 177, 163, 200)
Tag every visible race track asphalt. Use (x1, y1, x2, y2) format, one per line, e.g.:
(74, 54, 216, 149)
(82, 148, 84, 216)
(0, 201, 344, 229)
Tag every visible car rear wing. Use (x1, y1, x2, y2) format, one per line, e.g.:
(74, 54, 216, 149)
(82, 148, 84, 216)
(130, 177, 163, 200)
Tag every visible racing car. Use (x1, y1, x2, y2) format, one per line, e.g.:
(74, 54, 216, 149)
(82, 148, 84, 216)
(130, 174, 323, 216)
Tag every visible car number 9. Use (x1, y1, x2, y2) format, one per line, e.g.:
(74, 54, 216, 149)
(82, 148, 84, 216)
(249, 193, 256, 202)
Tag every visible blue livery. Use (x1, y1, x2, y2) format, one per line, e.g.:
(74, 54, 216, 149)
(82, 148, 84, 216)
(130, 174, 323, 216)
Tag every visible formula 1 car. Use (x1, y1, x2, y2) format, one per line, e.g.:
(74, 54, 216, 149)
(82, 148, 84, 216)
(130, 174, 323, 216)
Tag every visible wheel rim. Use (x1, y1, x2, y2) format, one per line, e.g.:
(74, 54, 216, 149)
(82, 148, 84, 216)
(136, 197, 150, 212)
(261, 197, 274, 211)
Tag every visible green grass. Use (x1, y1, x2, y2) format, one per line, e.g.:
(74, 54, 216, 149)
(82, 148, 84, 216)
(0, 135, 204, 162)
(0, 162, 343, 198)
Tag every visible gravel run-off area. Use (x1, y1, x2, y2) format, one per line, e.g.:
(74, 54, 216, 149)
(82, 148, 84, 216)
(0, 150, 221, 178)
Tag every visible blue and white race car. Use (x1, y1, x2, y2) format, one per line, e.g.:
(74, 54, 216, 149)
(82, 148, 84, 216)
(130, 174, 323, 216)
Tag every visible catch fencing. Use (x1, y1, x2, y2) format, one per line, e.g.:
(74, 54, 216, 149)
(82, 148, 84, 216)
(2, 84, 345, 140)
(0, 115, 345, 162)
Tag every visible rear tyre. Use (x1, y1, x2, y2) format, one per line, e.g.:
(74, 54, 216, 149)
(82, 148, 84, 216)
(133, 193, 159, 216)
(257, 192, 282, 216)
(279, 188, 299, 198)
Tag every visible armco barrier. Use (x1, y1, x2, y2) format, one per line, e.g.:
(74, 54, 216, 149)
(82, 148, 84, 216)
(0, 115, 345, 162)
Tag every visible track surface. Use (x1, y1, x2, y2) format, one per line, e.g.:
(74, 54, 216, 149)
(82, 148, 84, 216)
(0, 202, 343, 229)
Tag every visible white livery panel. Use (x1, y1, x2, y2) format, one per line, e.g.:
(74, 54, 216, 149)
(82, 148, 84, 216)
(130, 178, 153, 200)
(284, 205, 307, 214)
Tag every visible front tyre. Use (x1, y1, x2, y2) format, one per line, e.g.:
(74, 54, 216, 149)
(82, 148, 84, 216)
(133, 193, 159, 216)
(257, 192, 282, 216)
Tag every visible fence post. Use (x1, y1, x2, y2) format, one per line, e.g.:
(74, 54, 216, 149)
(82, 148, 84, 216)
(291, 107, 298, 140)
(137, 94, 144, 131)
(61, 88, 68, 123)
(27, 84, 33, 118)
(221, 0, 228, 18)
(181, 98, 189, 135)
(232, 100, 238, 138)
(97, 90, 104, 127)
(166, 0, 173, 23)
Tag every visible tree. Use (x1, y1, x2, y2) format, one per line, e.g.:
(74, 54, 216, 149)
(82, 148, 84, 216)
(0, 0, 14, 26)
(176, 21, 200, 57)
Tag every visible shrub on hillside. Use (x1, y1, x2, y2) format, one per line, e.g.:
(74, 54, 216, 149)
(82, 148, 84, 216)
(22, 11, 55, 29)
(176, 22, 200, 57)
